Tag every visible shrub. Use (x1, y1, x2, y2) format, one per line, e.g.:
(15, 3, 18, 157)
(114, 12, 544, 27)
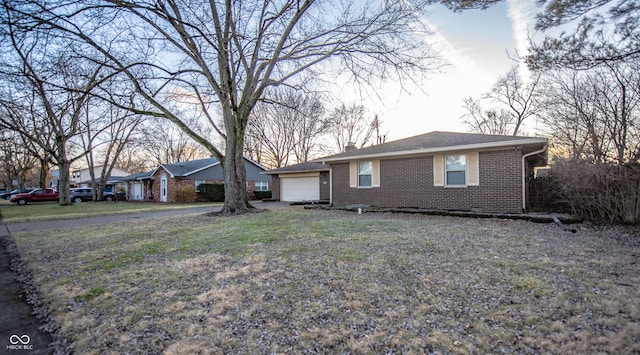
(253, 190, 272, 200)
(198, 183, 225, 202)
(542, 159, 640, 224)
(175, 185, 197, 203)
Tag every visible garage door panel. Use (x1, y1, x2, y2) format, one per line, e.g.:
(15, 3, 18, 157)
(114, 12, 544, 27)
(281, 177, 319, 201)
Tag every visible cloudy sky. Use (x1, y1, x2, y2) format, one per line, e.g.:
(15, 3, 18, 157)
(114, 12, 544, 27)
(343, 1, 539, 140)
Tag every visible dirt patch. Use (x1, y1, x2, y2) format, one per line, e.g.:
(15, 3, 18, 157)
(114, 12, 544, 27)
(10, 207, 640, 353)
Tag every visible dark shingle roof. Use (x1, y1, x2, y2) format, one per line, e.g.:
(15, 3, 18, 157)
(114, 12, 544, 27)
(264, 161, 329, 175)
(320, 131, 546, 162)
(160, 157, 219, 177)
(121, 170, 155, 181)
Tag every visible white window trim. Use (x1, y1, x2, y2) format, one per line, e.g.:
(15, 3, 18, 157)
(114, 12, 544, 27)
(194, 180, 206, 192)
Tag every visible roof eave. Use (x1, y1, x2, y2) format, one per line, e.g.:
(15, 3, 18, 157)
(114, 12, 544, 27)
(262, 168, 330, 175)
(321, 138, 548, 163)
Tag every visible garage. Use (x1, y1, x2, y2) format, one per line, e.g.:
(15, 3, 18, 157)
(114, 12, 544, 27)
(130, 182, 143, 200)
(280, 175, 319, 201)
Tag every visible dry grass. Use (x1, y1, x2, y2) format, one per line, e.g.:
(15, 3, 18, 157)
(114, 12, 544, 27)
(12, 207, 640, 354)
(0, 200, 218, 223)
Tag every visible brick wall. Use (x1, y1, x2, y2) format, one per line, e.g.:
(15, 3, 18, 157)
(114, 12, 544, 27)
(271, 175, 281, 200)
(150, 167, 268, 203)
(319, 171, 330, 200)
(331, 150, 523, 213)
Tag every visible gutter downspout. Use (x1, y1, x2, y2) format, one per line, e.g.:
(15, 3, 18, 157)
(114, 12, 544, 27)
(521, 144, 548, 213)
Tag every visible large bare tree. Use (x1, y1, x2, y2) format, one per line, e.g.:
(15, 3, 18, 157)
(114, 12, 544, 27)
(462, 66, 540, 136)
(0, 6, 116, 204)
(541, 61, 640, 164)
(7, 0, 441, 214)
(80, 100, 144, 200)
(327, 103, 377, 153)
(246, 88, 327, 168)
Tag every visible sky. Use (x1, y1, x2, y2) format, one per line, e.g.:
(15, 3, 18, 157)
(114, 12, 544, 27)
(341, 0, 539, 141)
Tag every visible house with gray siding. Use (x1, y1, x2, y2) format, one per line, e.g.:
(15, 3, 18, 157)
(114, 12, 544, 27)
(123, 157, 271, 203)
(319, 131, 547, 214)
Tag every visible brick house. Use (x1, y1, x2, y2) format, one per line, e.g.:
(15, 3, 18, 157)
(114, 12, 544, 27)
(320, 131, 548, 214)
(263, 162, 330, 202)
(146, 157, 271, 203)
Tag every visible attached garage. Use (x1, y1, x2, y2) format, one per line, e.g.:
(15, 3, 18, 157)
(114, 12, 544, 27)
(280, 174, 320, 201)
(130, 182, 144, 200)
(263, 162, 330, 202)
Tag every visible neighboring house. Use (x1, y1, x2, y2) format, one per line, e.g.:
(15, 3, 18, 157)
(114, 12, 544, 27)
(319, 131, 548, 214)
(263, 162, 330, 202)
(120, 171, 155, 201)
(76, 176, 128, 193)
(50, 166, 130, 190)
(71, 167, 130, 186)
(146, 157, 271, 203)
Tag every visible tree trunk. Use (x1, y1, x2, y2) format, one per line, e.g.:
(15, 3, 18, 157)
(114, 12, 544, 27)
(221, 125, 252, 215)
(57, 159, 72, 205)
(55, 137, 72, 205)
(38, 158, 50, 188)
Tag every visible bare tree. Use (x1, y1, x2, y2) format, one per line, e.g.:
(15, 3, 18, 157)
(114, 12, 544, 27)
(11, 0, 442, 214)
(327, 103, 377, 153)
(246, 89, 327, 168)
(540, 61, 640, 164)
(114, 142, 153, 173)
(461, 97, 512, 135)
(462, 66, 540, 136)
(291, 94, 327, 164)
(0, 130, 39, 189)
(80, 99, 144, 199)
(139, 118, 211, 165)
(0, 7, 116, 204)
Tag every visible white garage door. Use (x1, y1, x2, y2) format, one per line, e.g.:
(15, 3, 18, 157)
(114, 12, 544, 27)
(131, 183, 143, 201)
(281, 176, 319, 201)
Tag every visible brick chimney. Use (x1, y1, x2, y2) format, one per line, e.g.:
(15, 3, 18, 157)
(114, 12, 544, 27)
(344, 142, 356, 152)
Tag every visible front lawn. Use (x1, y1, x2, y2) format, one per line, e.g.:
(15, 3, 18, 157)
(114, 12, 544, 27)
(0, 200, 218, 223)
(11, 207, 640, 353)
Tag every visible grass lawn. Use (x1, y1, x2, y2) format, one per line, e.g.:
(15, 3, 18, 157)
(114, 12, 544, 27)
(0, 199, 219, 223)
(11, 206, 640, 353)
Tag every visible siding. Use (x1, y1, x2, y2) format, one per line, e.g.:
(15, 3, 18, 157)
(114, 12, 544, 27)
(331, 149, 523, 213)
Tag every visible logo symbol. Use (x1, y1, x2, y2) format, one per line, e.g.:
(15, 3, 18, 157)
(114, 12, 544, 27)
(9, 335, 30, 345)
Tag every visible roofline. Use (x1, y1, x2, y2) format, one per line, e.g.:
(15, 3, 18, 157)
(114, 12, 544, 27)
(244, 157, 270, 171)
(151, 165, 174, 178)
(320, 138, 548, 163)
(261, 168, 329, 175)
(183, 162, 221, 177)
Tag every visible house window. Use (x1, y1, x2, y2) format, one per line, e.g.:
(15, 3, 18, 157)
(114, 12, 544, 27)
(445, 155, 466, 186)
(255, 181, 269, 191)
(194, 180, 206, 192)
(358, 162, 372, 187)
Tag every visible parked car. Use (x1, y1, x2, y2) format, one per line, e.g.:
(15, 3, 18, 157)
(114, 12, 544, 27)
(2, 189, 32, 200)
(10, 188, 59, 205)
(69, 188, 118, 203)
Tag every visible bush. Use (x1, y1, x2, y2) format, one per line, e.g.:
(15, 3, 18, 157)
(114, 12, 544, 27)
(175, 185, 197, 203)
(198, 183, 225, 202)
(253, 190, 272, 200)
(542, 159, 640, 224)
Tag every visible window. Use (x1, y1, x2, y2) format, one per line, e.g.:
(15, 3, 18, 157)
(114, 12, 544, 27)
(194, 180, 206, 192)
(358, 162, 372, 187)
(255, 181, 269, 191)
(445, 155, 466, 186)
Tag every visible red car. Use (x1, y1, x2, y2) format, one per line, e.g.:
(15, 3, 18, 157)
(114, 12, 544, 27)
(10, 188, 59, 205)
